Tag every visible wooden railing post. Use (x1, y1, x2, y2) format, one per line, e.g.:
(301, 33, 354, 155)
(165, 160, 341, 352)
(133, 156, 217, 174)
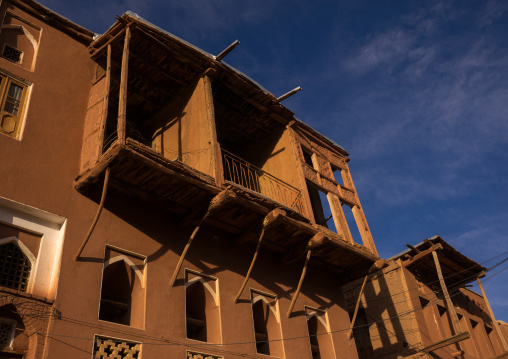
(117, 26, 131, 144)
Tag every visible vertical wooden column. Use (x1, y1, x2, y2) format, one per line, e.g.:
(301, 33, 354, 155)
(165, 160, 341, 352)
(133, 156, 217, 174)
(98, 44, 112, 155)
(117, 26, 131, 144)
(432, 251, 463, 335)
(477, 275, 508, 352)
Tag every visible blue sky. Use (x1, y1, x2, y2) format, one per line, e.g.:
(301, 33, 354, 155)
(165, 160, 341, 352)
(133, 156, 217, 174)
(43, 0, 508, 320)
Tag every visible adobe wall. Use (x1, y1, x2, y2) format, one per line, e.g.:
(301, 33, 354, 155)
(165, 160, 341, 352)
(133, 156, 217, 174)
(342, 260, 507, 359)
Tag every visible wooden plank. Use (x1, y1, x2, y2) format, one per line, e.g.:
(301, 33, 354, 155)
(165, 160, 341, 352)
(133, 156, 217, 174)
(403, 244, 443, 267)
(420, 331, 470, 353)
(117, 26, 131, 144)
(286, 249, 312, 318)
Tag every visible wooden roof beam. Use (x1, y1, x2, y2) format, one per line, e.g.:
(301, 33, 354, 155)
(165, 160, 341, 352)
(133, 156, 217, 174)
(215, 40, 240, 62)
(403, 243, 443, 267)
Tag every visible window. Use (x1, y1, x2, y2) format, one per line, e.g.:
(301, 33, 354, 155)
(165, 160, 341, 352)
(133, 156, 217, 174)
(349, 307, 373, 359)
(187, 350, 223, 359)
(306, 307, 336, 359)
(93, 336, 140, 359)
(185, 270, 221, 343)
(0, 241, 31, 292)
(251, 290, 284, 357)
(0, 73, 29, 139)
(0, 318, 15, 350)
(2, 45, 22, 64)
(99, 247, 146, 328)
(301, 146, 314, 167)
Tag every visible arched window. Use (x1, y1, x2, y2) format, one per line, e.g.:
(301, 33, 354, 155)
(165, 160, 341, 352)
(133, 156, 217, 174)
(251, 291, 284, 357)
(0, 304, 28, 356)
(0, 238, 34, 292)
(99, 249, 145, 328)
(306, 308, 336, 359)
(185, 271, 221, 343)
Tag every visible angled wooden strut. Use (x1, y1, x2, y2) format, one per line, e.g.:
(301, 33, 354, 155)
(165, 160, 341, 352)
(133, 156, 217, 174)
(234, 208, 286, 303)
(286, 232, 328, 318)
(347, 259, 388, 339)
(432, 250, 463, 335)
(169, 189, 236, 287)
(75, 167, 111, 260)
(477, 273, 508, 352)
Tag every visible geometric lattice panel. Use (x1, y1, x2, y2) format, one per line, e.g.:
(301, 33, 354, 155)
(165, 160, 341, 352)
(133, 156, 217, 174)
(93, 337, 140, 359)
(187, 351, 223, 359)
(0, 319, 15, 349)
(0, 242, 31, 292)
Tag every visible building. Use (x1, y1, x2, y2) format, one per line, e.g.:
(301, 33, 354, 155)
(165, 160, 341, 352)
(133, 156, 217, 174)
(342, 236, 508, 359)
(0, 1, 384, 358)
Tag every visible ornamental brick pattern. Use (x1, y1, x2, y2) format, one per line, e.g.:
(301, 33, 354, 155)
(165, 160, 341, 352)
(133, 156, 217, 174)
(93, 337, 141, 359)
(187, 350, 223, 359)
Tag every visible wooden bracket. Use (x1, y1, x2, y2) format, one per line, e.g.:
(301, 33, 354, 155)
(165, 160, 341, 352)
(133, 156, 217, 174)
(403, 243, 443, 267)
(234, 209, 286, 303)
(169, 189, 236, 287)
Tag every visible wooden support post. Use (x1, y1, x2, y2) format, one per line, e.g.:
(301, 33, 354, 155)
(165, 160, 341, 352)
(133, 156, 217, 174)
(432, 250, 463, 334)
(98, 44, 111, 156)
(117, 27, 131, 144)
(420, 332, 470, 353)
(287, 249, 311, 318)
(234, 209, 286, 303)
(477, 275, 508, 351)
(169, 190, 236, 287)
(347, 259, 388, 339)
(75, 167, 111, 260)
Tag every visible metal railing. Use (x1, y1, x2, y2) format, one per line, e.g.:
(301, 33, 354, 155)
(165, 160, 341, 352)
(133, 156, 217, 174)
(222, 149, 303, 213)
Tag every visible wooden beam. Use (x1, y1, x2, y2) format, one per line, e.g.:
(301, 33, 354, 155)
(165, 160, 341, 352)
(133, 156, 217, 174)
(216, 40, 240, 61)
(97, 44, 112, 156)
(419, 331, 470, 353)
(406, 243, 422, 253)
(277, 86, 302, 102)
(432, 250, 463, 335)
(75, 167, 111, 260)
(477, 276, 508, 351)
(403, 244, 443, 267)
(287, 249, 312, 318)
(117, 26, 131, 144)
(169, 189, 236, 287)
(234, 208, 286, 303)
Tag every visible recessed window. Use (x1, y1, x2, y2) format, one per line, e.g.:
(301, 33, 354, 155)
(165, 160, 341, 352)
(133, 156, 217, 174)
(99, 247, 146, 328)
(185, 271, 221, 343)
(331, 166, 344, 186)
(251, 290, 284, 357)
(0, 73, 29, 139)
(306, 182, 332, 228)
(0, 241, 31, 292)
(301, 146, 314, 167)
(0, 318, 15, 349)
(2, 45, 22, 64)
(306, 307, 336, 359)
(93, 336, 140, 359)
(341, 203, 363, 244)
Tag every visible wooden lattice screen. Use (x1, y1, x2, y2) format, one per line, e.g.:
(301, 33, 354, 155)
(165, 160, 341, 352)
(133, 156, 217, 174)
(0, 242, 31, 292)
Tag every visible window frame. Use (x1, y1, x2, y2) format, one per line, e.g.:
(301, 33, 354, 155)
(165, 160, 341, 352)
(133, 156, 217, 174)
(0, 318, 16, 349)
(0, 70, 30, 139)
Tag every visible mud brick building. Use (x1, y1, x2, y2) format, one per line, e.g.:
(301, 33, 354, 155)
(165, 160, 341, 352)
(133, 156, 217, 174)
(343, 236, 508, 359)
(0, 1, 506, 359)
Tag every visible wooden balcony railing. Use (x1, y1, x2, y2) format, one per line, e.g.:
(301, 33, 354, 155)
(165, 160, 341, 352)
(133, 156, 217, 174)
(222, 149, 303, 213)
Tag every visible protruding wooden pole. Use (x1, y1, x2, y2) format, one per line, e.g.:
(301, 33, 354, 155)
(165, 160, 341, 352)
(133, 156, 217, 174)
(117, 26, 131, 144)
(277, 87, 302, 102)
(169, 190, 236, 287)
(287, 249, 311, 318)
(75, 167, 111, 260)
(234, 209, 286, 303)
(477, 275, 508, 351)
(432, 251, 463, 334)
(216, 40, 240, 61)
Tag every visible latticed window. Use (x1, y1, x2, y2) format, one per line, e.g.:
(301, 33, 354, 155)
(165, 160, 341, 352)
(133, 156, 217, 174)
(93, 337, 140, 359)
(2, 45, 22, 63)
(187, 351, 223, 359)
(0, 319, 15, 349)
(0, 242, 31, 291)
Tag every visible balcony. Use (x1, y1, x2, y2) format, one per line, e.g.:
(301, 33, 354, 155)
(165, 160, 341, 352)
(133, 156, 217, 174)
(221, 149, 303, 213)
